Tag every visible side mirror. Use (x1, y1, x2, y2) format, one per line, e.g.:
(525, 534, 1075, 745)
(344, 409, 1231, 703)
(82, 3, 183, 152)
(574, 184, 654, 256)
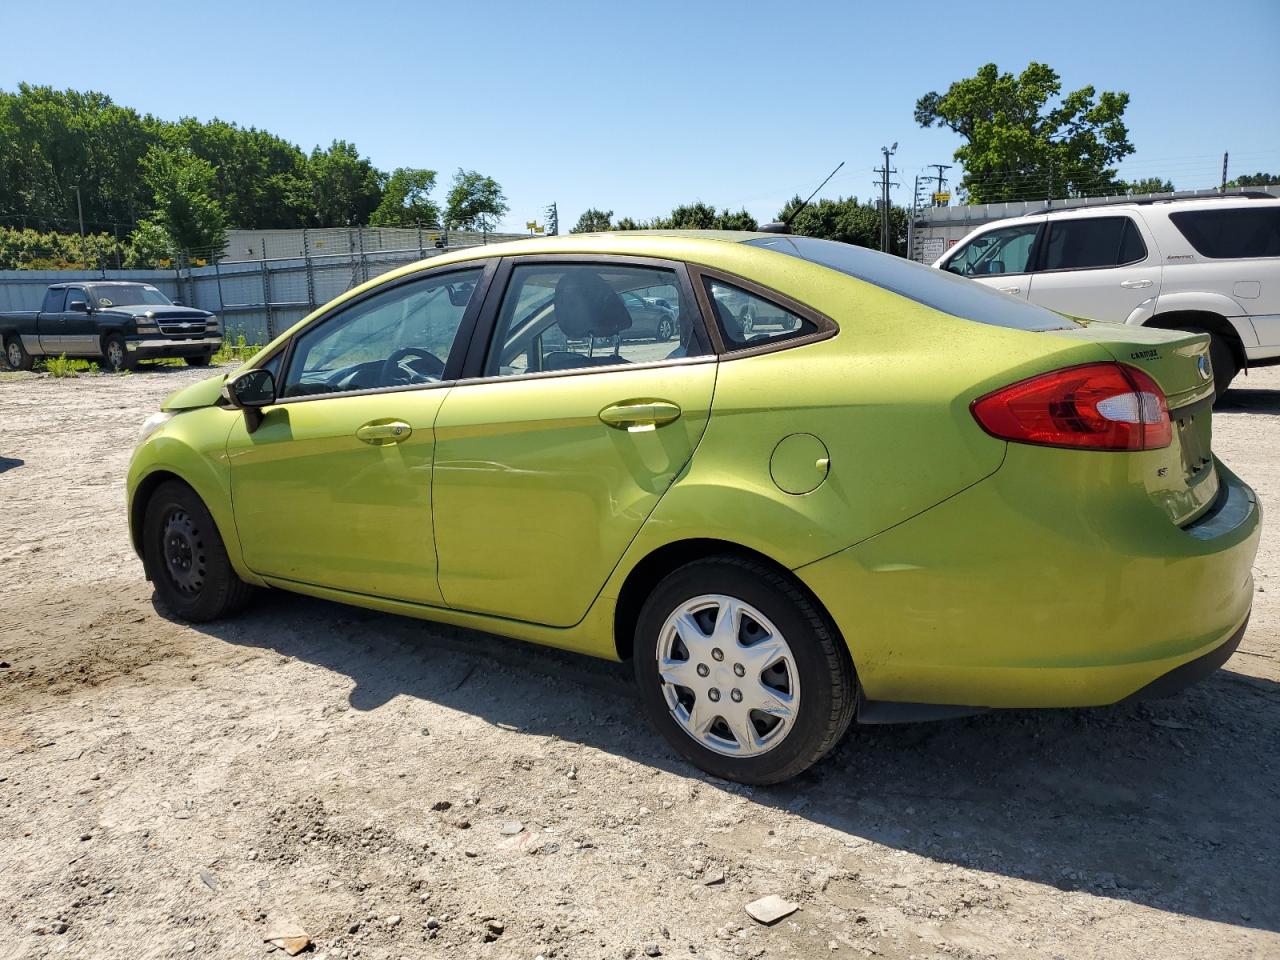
(222, 368, 276, 433)
(68, 300, 88, 313)
(173, 297, 184, 306)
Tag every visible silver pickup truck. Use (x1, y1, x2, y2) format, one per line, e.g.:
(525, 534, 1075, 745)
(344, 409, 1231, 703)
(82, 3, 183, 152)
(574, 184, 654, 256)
(0, 281, 222, 371)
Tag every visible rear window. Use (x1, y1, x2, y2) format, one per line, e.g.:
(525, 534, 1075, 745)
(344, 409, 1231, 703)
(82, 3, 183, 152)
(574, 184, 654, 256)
(747, 235, 1076, 332)
(1041, 216, 1147, 270)
(1169, 206, 1280, 259)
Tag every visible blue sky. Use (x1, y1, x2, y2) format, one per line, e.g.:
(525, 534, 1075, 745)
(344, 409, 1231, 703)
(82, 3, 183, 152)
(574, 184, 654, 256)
(3, 0, 1278, 231)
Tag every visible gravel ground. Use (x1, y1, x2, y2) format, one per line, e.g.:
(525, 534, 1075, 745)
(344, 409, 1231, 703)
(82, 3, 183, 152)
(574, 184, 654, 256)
(1, 362, 1277, 960)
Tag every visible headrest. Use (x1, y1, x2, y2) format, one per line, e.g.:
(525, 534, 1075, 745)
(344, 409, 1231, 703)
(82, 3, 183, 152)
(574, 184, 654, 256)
(553, 271, 633, 339)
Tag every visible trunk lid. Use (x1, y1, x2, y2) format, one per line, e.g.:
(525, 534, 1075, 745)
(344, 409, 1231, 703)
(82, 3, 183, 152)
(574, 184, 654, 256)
(1047, 322, 1218, 525)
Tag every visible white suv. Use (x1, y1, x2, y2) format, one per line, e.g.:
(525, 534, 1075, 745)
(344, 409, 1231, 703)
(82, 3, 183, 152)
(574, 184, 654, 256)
(933, 195, 1280, 396)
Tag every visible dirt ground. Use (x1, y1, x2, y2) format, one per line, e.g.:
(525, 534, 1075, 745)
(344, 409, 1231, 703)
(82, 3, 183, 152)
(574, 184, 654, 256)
(1, 362, 1277, 960)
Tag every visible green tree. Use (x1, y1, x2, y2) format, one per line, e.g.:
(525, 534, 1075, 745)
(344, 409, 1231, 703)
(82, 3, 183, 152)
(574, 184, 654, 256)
(570, 208, 614, 232)
(370, 167, 440, 227)
(1229, 172, 1279, 187)
(775, 195, 908, 254)
(445, 169, 509, 231)
(915, 62, 1134, 203)
(304, 140, 384, 226)
(1117, 177, 1175, 194)
(614, 216, 646, 231)
(123, 221, 174, 268)
(141, 147, 227, 259)
(648, 202, 758, 230)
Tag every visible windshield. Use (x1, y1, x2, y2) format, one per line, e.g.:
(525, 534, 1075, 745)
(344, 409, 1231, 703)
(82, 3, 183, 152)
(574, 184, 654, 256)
(89, 284, 172, 308)
(746, 235, 1076, 332)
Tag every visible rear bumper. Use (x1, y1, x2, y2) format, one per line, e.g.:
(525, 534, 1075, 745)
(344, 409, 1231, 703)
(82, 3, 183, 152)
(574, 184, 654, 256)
(127, 336, 221, 359)
(796, 454, 1261, 711)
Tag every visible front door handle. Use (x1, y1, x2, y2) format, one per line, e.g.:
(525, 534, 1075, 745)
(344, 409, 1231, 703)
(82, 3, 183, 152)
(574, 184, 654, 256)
(599, 400, 682, 431)
(356, 420, 412, 445)
(1120, 279, 1153, 289)
(998, 285, 1020, 295)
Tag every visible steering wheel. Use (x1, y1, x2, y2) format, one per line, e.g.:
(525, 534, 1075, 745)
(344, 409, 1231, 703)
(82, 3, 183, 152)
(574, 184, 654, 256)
(381, 346, 445, 385)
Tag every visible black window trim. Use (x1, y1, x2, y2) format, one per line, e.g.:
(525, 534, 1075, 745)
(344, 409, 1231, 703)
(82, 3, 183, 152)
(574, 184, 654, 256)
(687, 265, 838, 359)
(1032, 214, 1150, 274)
(451, 253, 718, 387)
(256, 258, 499, 407)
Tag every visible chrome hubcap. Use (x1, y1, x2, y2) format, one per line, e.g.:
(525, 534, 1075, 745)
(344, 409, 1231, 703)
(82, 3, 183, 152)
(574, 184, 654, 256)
(656, 595, 799, 758)
(107, 343, 123, 367)
(162, 510, 206, 595)
(6, 343, 19, 367)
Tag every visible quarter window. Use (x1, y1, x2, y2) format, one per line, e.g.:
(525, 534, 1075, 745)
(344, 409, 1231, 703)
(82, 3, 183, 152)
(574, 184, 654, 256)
(1169, 207, 1280, 259)
(703, 280, 814, 350)
(280, 268, 482, 398)
(1040, 216, 1147, 271)
(484, 263, 708, 377)
(944, 224, 1039, 276)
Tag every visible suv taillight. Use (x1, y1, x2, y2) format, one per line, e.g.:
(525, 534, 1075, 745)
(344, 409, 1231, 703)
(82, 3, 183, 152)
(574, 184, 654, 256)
(971, 363, 1172, 451)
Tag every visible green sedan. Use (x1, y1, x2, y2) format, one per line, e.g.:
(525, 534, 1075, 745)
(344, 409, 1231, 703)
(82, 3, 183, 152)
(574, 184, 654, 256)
(127, 231, 1260, 784)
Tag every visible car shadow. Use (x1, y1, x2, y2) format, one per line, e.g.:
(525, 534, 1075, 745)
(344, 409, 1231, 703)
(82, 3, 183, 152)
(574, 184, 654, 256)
(1218, 385, 1280, 414)
(172, 591, 1280, 935)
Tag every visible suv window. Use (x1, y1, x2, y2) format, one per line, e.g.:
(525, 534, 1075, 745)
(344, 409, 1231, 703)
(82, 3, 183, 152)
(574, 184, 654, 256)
(42, 288, 66, 313)
(64, 288, 89, 311)
(280, 268, 482, 398)
(1041, 216, 1147, 271)
(703, 279, 814, 349)
(944, 223, 1038, 276)
(1169, 206, 1280, 259)
(483, 263, 708, 377)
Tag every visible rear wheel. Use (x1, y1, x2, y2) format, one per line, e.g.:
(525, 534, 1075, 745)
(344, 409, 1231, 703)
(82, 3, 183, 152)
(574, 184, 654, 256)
(633, 555, 856, 784)
(142, 480, 254, 622)
(656, 317, 674, 342)
(103, 334, 132, 372)
(1205, 332, 1239, 400)
(4, 337, 34, 371)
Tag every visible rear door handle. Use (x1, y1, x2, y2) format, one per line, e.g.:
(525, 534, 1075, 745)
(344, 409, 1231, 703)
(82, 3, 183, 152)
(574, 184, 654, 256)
(1120, 279, 1153, 289)
(599, 400, 682, 431)
(356, 420, 412, 445)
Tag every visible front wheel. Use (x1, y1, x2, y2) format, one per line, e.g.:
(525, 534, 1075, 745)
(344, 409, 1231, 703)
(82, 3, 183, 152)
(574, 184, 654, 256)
(185, 355, 212, 367)
(102, 334, 132, 372)
(633, 556, 856, 784)
(142, 480, 254, 622)
(656, 317, 674, 342)
(4, 337, 34, 371)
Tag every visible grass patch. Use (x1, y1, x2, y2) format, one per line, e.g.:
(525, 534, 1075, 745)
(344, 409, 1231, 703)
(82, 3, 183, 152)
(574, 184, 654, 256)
(39, 354, 99, 378)
(214, 331, 261, 366)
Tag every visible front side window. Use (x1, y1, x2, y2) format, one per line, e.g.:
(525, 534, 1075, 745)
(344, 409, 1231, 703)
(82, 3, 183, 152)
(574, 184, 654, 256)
(64, 288, 88, 311)
(1041, 216, 1147, 271)
(944, 224, 1039, 276)
(1169, 207, 1280, 259)
(280, 268, 482, 398)
(704, 279, 815, 350)
(484, 262, 708, 377)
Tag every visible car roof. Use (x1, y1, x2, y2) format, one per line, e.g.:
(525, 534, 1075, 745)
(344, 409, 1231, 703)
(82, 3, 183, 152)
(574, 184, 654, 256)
(966, 195, 1277, 231)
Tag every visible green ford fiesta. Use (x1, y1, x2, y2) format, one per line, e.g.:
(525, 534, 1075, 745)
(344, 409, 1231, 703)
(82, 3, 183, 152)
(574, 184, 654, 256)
(127, 231, 1260, 784)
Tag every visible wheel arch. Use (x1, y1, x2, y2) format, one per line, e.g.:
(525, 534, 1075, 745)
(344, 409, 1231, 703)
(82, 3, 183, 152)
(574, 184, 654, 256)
(1146, 309, 1247, 369)
(611, 537, 848, 665)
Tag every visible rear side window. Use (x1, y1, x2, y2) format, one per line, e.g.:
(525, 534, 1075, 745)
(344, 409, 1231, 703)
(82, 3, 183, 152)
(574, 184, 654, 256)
(1041, 217, 1147, 271)
(748, 235, 1076, 332)
(703, 279, 815, 350)
(1169, 207, 1280, 259)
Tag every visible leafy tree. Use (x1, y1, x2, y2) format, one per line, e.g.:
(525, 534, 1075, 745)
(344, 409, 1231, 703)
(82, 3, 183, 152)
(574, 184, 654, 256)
(648, 202, 758, 230)
(141, 147, 227, 259)
(614, 216, 646, 231)
(124, 221, 174, 268)
(304, 140, 384, 226)
(446, 169, 509, 231)
(1229, 172, 1279, 187)
(775, 195, 908, 254)
(915, 63, 1134, 203)
(1117, 177, 1175, 195)
(370, 167, 440, 227)
(570, 208, 614, 233)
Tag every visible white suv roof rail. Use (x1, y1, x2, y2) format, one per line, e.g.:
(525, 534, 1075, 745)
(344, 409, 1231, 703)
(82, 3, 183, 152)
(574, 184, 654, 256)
(1031, 192, 1277, 217)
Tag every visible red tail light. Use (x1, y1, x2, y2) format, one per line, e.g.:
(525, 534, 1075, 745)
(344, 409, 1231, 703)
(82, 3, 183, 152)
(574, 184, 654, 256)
(971, 363, 1172, 451)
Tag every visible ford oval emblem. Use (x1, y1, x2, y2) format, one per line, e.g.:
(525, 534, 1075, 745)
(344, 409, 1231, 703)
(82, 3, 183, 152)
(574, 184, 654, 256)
(1197, 354, 1212, 381)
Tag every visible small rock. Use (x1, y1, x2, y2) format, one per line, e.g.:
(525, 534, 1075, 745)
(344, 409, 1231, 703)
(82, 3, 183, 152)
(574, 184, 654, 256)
(500, 821, 524, 835)
(483, 919, 505, 941)
(52, 921, 69, 934)
(454, 818, 471, 829)
(566, 766, 578, 780)
(465, 849, 479, 858)
(79, 833, 92, 841)
(184, 942, 196, 953)
(644, 944, 662, 957)
(431, 800, 452, 811)
(426, 917, 440, 929)
(744, 894, 798, 925)
(384, 915, 401, 928)
(420, 726, 431, 736)
(704, 870, 725, 886)
(263, 920, 310, 956)
(200, 870, 217, 891)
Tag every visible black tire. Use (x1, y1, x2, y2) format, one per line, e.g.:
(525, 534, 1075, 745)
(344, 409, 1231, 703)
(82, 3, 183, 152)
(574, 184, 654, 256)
(4, 337, 34, 371)
(185, 355, 212, 367)
(142, 480, 254, 622)
(1205, 332, 1239, 401)
(633, 555, 856, 784)
(656, 317, 674, 342)
(102, 334, 133, 372)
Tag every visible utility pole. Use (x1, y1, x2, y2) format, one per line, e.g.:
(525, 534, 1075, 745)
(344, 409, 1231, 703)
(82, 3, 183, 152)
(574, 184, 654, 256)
(928, 163, 952, 205)
(545, 202, 559, 236)
(1221, 152, 1229, 192)
(75, 186, 85, 240)
(873, 144, 899, 253)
